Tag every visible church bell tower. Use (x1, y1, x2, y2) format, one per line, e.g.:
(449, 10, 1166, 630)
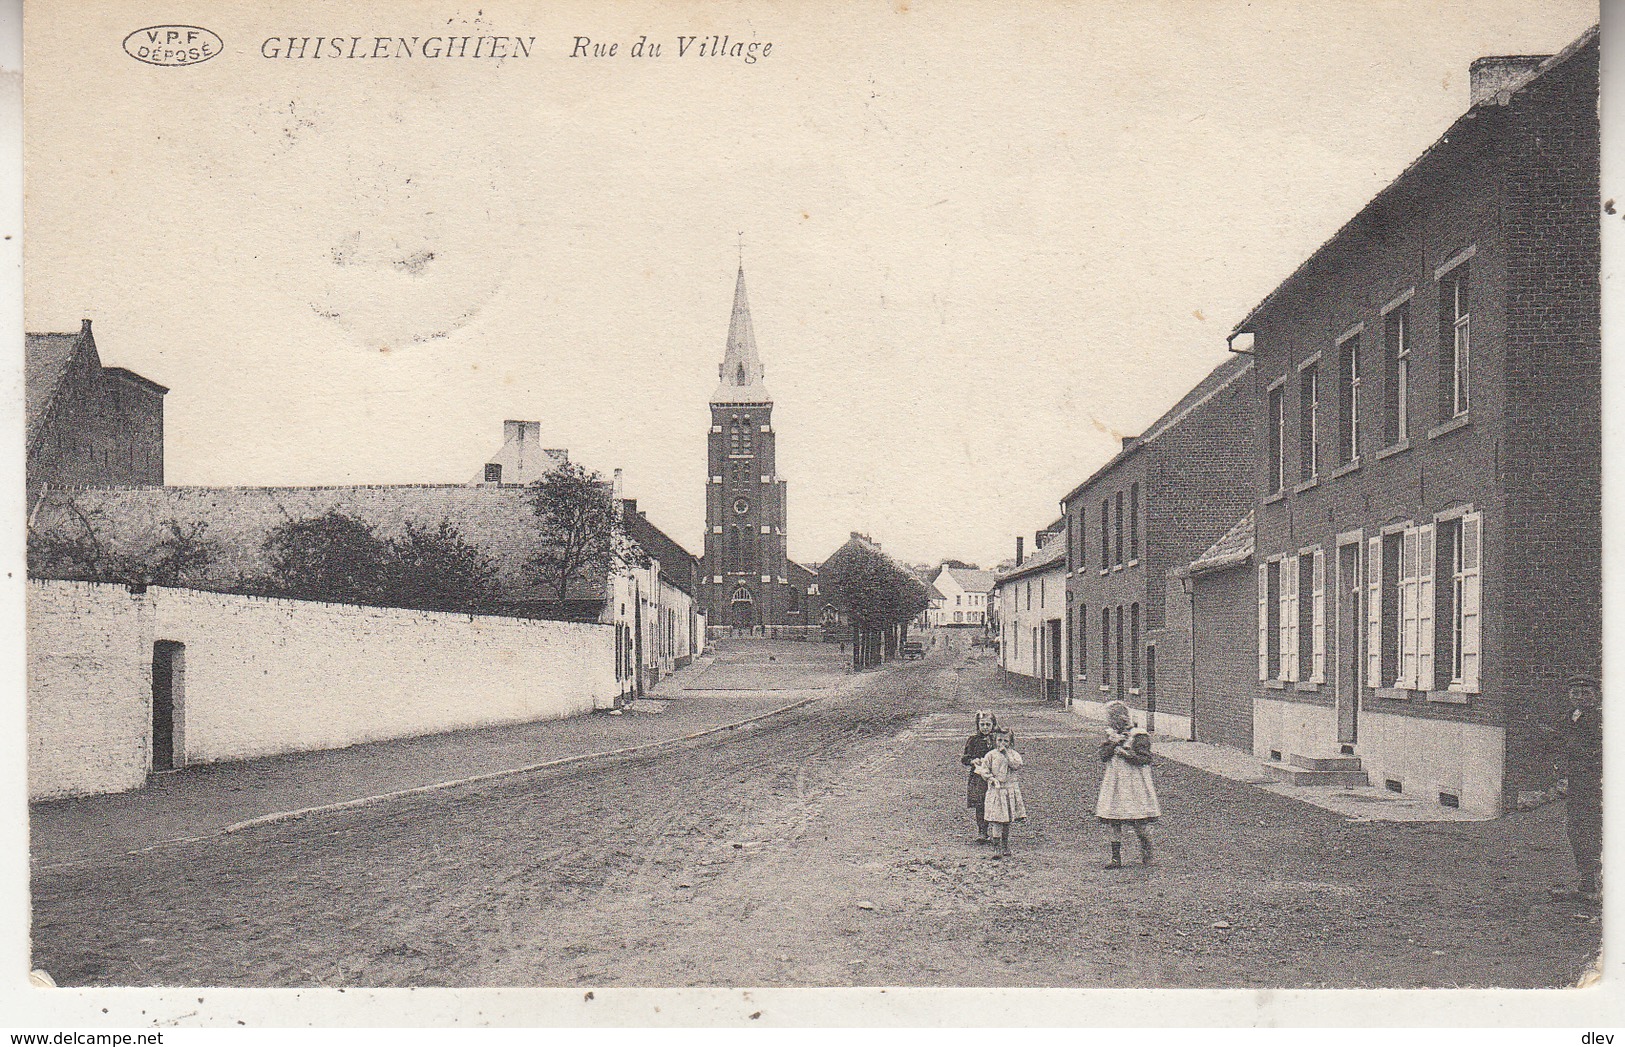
(703, 265, 790, 634)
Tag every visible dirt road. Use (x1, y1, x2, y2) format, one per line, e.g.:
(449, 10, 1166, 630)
(31, 641, 1599, 988)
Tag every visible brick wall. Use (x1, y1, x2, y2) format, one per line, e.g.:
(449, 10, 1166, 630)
(28, 581, 620, 797)
(1498, 36, 1601, 803)
(28, 581, 153, 798)
(1192, 564, 1257, 750)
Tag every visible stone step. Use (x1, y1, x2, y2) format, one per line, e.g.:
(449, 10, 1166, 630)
(1289, 753, 1364, 772)
(1262, 762, 1371, 787)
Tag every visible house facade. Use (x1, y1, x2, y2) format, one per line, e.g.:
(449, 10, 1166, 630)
(27, 320, 167, 495)
(1162, 512, 1258, 752)
(928, 567, 994, 628)
(993, 533, 1068, 700)
(1234, 30, 1599, 816)
(1060, 354, 1257, 734)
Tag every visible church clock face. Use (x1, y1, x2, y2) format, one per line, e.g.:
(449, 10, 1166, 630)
(733, 497, 750, 515)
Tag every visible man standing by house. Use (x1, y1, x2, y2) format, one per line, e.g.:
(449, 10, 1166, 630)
(1557, 674, 1603, 902)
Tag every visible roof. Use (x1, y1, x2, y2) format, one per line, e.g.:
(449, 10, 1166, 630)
(26, 330, 87, 446)
(1060, 353, 1255, 507)
(712, 266, 773, 404)
(1232, 25, 1598, 336)
(996, 536, 1067, 586)
(938, 567, 996, 594)
(620, 503, 700, 596)
(1185, 511, 1254, 577)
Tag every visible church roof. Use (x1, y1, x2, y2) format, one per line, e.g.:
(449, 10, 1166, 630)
(712, 266, 772, 404)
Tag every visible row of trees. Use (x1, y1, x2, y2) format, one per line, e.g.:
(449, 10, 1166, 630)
(26, 461, 646, 618)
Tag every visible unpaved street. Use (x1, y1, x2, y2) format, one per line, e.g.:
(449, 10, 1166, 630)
(32, 640, 1599, 988)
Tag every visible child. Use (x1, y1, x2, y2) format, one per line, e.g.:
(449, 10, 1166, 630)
(975, 728, 1026, 858)
(960, 710, 997, 843)
(1095, 700, 1160, 868)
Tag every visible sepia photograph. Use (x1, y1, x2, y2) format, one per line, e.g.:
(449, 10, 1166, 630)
(11, 0, 1612, 1024)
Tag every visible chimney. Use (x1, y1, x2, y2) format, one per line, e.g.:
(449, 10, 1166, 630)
(1469, 55, 1548, 106)
(612, 468, 624, 499)
(1015, 536, 1025, 566)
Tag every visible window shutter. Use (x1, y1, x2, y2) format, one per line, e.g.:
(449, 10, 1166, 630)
(1461, 511, 1482, 692)
(1258, 562, 1269, 682)
(1312, 546, 1326, 683)
(1417, 522, 1435, 692)
(1282, 554, 1299, 682)
(1367, 536, 1382, 687)
(1399, 528, 1419, 689)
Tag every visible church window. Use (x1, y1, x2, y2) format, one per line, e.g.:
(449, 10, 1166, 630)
(734, 497, 750, 515)
(731, 585, 753, 604)
(736, 363, 747, 385)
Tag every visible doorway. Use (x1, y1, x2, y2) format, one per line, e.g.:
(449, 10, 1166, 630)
(1047, 619, 1064, 702)
(1336, 542, 1361, 744)
(151, 640, 185, 772)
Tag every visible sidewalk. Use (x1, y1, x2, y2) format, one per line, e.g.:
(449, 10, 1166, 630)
(32, 642, 854, 869)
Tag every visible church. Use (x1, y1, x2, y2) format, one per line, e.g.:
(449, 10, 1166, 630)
(701, 266, 811, 634)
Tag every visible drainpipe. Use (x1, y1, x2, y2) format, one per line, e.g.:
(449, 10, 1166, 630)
(1181, 569, 1198, 742)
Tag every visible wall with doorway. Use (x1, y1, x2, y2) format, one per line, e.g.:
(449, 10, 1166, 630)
(27, 581, 153, 798)
(27, 580, 620, 798)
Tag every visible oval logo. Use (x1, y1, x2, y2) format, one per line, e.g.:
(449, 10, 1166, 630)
(123, 26, 222, 67)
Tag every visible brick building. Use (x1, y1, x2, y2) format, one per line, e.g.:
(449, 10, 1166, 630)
(26, 320, 167, 495)
(1059, 353, 1257, 733)
(701, 266, 801, 634)
(1233, 29, 1599, 816)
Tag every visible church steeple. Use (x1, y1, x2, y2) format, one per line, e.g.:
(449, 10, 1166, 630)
(713, 265, 772, 403)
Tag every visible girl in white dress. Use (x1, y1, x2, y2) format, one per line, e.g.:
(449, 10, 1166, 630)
(1095, 700, 1160, 868)
(975, 728, 1026, 858)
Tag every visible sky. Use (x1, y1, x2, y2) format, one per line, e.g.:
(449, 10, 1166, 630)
(24, 0, 1600, 569)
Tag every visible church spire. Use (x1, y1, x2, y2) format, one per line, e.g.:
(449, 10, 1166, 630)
(713, 263, 771, 403)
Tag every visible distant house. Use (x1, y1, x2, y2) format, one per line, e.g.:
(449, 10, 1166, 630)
(929, 566, 995, 628)
(472, 420, 567, 486)
(27, 320, 167, 495)
(993, 527, 1068, 700)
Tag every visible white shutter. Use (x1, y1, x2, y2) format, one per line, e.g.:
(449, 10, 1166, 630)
(1460, 512, 1482, 693)
(1399, 528, 1419, 689)
(1258, 562, 1269, 682)
(1282, 554, 1300, 682)
(1312, 546, 1326, 683)
(1417, 522, 1435, 692)
(1367, 536, 1382, 687)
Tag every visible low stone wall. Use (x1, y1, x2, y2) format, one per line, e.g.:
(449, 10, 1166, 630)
(28, 580, 619, 798)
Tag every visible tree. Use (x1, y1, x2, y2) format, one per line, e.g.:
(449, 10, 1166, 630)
(526, 461, 645, 604)
(27, 496, 218, 588)
(384, 519, 497, 612)
(820, 535, 932, 668)
(262, 510, 389, 605)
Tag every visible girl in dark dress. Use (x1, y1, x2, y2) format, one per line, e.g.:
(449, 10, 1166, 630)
(961, 711, 997, 843)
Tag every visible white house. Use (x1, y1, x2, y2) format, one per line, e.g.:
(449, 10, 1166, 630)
(993, 535, 1068, 700)
(929, 567, 995, 628)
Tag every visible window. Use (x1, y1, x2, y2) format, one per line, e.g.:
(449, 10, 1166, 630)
(1114, 492, 1124, 565)
(1384, 303, 1410, 444)
(1439, 513, 1483, 692)
(1299, 365, 1319, 482)
(1115, 605, 1126, 700)
(1297, 550, 1325, 683)
(1101, 607, 1112, 685)
(727, 527, 741, 570)
(1441, 265, 1471, 419)
(1339, 333, 1361, 464)
(1268, 384, 1285, 493)
(1076, 603, 1087, 679)
(729, 418, 754, 456)
(1277, 555, 1299, 682)
(1258, 559, 1285, 680)
(484, 463, 502, 483)
(955, 611, 963, 623)
(1129, 483, 1140, 561)
(1100, 500, 1110, 566)
(1130, 603, 1141, 690)
(1367, 522, 1450, 691)
(957, 594, 963, 606)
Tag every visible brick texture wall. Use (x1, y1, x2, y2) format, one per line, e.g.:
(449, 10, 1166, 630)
(1498, 37, 1601, 801)
(28, 582, 154, 799)
(29, 356, 164, 491)
(28, 581, 620, 797)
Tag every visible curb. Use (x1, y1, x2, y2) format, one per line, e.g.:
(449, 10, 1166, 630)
(34, 689, 833, 873)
